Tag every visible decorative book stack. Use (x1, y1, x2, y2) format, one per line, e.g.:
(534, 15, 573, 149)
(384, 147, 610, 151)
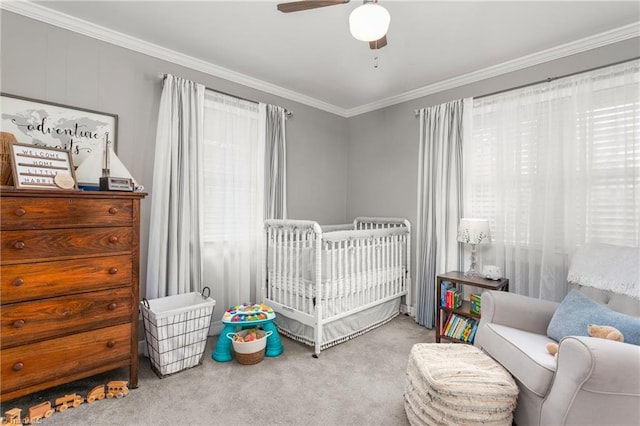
(440, 281, 463, 310)
(442, 314, 479, 343)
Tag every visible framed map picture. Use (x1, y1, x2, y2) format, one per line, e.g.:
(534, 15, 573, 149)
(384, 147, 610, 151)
(0, 93, 117, 166)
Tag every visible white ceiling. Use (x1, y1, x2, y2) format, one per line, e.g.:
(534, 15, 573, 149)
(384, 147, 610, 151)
(5, 1, 640, 116)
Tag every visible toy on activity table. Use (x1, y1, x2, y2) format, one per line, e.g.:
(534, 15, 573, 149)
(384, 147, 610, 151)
(222, 303, 275, 323)
(212, 303, 283, 362)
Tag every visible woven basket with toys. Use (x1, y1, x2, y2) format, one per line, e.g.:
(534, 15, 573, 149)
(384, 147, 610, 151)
(227, 329, 272, 365)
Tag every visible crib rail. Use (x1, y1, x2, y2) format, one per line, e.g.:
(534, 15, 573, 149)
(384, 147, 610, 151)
(355, 216, 410, 230)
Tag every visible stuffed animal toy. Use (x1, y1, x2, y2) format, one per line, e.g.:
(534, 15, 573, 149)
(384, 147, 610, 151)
(546, 324, 624, 357)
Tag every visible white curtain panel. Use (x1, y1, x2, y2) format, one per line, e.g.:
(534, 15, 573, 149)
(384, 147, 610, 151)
(147, 74, 205, 298)
(466, 60, 639, 301)
(265, 104, 287, 220)
(415, 99, 467, 328)
(201, 92, 265, 326)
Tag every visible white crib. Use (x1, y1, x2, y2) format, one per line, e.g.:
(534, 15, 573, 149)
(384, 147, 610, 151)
(263, 217, 411, 357)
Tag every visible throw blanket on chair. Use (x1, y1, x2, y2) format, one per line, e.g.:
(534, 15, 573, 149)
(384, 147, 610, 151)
(567, 243, 639, 300)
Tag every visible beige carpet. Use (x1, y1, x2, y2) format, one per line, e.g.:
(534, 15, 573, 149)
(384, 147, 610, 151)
(1, 315, 434, 426)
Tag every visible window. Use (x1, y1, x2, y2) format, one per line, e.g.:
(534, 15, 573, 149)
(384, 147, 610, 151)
(465, 60, 639, 298)
(468, 61, 639, 248)
(201, 91, 264, 243)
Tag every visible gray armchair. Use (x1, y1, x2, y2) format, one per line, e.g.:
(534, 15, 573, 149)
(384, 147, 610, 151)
(474, 244, 640, 426)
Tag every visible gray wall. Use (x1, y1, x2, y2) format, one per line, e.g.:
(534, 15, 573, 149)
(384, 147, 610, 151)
(1, 10, 638, 309)
(0, 11, 348, 300)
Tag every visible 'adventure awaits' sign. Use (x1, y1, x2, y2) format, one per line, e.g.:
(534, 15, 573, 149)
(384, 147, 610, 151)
(1, 93, 118, 167)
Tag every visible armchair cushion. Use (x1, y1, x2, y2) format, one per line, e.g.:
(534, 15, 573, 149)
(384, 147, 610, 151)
(480, 323, 557, 397)
(547, 289, 640, 345)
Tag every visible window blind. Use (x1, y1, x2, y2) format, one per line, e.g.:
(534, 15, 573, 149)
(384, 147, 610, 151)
(468, 61, 639, 249)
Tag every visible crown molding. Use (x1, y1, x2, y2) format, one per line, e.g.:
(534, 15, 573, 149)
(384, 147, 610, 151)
(345, 21, 640, 117)
(0, 0, 349, 117)
(2, 1, 638, 119)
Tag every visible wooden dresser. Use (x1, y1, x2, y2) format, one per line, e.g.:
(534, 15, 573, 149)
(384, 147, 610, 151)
(0, 188, 146, 402)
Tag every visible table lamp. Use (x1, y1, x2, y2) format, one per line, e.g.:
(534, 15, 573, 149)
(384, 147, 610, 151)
(457, 218, 491, 277)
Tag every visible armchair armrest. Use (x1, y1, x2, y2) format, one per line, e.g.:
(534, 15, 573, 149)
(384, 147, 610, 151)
(480, 290, 559, 335)
(541, 337, 640, 425)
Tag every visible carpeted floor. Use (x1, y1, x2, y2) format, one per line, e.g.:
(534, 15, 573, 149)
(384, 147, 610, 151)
(1, 315, 434, 426)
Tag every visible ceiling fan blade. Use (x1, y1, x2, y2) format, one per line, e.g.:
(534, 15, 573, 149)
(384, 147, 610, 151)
(277, 1, 350, 13)
(369, 35, 387, 50)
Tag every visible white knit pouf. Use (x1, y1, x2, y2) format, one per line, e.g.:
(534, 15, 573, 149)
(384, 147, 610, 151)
(404, 343, 518, 426)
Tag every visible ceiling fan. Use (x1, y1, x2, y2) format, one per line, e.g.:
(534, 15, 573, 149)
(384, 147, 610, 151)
(277, 0, 389, 50)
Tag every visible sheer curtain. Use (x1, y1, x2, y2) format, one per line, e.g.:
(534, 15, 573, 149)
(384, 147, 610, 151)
(147, 74, 204, 298)
(201, 91, 266, 331)
(466, 60, 640, 301)
(415, 99, 467, 328)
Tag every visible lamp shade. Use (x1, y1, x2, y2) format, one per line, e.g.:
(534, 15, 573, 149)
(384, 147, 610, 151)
(349, 3, 390, 42)
(457, 218, 491, 245)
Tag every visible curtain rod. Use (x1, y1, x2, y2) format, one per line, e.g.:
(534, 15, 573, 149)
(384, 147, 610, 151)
(159, 73, 293, 117)
(413, 56, 639, 116)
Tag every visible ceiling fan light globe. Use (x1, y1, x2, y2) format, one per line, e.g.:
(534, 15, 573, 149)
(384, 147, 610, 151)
(349, 3, 390, 42)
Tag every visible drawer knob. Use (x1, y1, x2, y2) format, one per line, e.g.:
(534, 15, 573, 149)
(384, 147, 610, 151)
(109, 267, 118, 275)
(13, 241, 25, 250)
(106, 341, 116, 348)
(14, 208, 26, 217)
(108, 207, 119, 215)
(13, 319, 25, 328)
(12, 362, 24, 372)
(108, 236, 119, 243)
(12, 278, 24, 287)
(108, 303, 117, 311)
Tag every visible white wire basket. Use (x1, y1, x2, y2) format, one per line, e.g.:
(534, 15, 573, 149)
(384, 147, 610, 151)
(141, 288, 216, 378)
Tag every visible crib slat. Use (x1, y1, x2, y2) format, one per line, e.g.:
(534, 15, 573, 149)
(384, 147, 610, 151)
(278, 228, 284, 305)
(348, 239, 354, 310)
(330, 240, 336, 314)
(356, 238, 362, 308)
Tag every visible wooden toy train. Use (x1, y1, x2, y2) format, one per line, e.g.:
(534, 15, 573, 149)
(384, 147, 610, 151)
(1, 381, 129, 425)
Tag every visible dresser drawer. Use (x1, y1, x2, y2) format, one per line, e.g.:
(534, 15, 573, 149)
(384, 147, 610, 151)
(1, 287, 133, 349)
(1, 255, 132, 304)
(1, 198, 133, 230)
(1, 227, 132, 264)
(1, 324, 131, 394)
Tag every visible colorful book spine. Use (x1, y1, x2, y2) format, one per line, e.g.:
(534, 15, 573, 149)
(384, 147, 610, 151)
(445, 288, 463, 309)
(470, 293, 482, 315)
(441, 281, 451, 307)
(443, 314, 453, 335)
(443, 314, 455, 335)
(468, 320, 479, 343)
(449, 316, 461, 337)
(452, 316, 466, 339)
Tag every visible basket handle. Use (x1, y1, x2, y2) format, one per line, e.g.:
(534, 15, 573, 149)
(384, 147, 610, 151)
(142, 298, 150, 309)
(201, 286, 211, 299)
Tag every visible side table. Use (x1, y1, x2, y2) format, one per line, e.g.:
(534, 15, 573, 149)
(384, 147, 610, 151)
(436, 271, 509, 344)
